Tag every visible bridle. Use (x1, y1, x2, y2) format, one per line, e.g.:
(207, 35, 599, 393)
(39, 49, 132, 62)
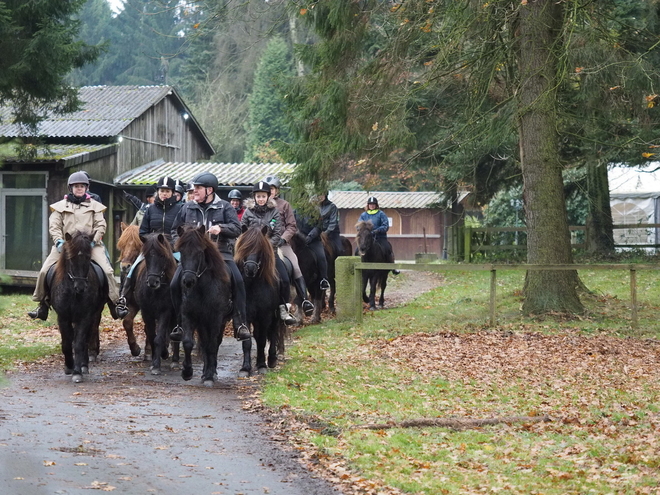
(181, 253, 207, 279)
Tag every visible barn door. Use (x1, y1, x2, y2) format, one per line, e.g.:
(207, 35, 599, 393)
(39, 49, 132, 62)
(0, 173, 48, 272)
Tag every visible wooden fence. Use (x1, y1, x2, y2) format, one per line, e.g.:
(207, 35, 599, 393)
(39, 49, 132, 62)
(463, 224, 660, 262)
(334, 258, 660, 329)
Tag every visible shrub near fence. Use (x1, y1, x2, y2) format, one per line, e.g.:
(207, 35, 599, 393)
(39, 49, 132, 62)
(335, 257, 660, 328)
(463, 224, 660, 262)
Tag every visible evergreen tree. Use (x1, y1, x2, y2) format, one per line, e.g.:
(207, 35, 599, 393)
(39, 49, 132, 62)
(70, 0, 115, 86)
(245, 36, 294, 161)
(0, 0, 99, 134)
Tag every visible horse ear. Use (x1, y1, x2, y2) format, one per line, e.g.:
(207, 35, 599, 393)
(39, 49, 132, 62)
(121, 221, 128, 231)
(177, 225, 185, 237)
(241, 224, 248, 234)
(260, 225, 268, 235)
(64, 232, 72, 241)
(197, 224, 206, 235)
(139, 235, 147, 243)
(157, 233, 166, 244)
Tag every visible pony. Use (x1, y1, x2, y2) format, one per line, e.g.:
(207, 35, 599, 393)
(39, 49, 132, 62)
(234, 225, 284, 376)
(49, 230, 107, 382)
(355, 220, 390, 310)
(116, 223, 144, 357)
(289, 232, 325, 323)
(132, 233, 179, 375)
(173, 224, 233, 386)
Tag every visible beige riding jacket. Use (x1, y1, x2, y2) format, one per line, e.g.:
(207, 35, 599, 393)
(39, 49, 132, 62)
(49, 197, 107, 245)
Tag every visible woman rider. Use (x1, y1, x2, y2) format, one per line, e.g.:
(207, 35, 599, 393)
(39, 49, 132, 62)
(263, 176, 314, 317)
(116, 177, 182, 318)
(228, 189, 245, 221)
(358, 196, 399, 275)
(241, 181, 297, 325)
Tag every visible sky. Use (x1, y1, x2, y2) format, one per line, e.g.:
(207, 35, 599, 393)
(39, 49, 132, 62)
(107, 0, 123, 14)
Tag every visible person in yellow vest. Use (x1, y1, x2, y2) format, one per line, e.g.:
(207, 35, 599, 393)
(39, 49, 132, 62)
(28, 171, 122, 320)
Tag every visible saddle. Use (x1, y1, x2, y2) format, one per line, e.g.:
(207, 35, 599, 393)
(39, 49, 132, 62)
(45, 261, 106, 294)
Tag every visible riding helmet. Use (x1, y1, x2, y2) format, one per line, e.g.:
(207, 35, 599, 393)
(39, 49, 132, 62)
(67, 171, 90, 186)
(252, 181, 271, 195)
(174, 179, 185, 196)
(367, 196, 379, 207)
(228, 189, 242, 200)
(191, 171, 219, 191)
(156, 176, 176, 191)
(145, 185, 157, 198)
(263, 175, 281, 189)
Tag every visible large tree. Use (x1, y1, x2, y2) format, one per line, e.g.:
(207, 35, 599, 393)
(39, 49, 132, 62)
(0, 0, 98, 133)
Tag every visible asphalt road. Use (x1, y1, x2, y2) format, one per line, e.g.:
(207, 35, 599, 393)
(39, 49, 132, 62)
(0, 336, 341, 495)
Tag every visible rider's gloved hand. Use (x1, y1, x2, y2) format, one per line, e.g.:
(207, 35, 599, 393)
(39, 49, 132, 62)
(55, 239, 64, 252)
(305, 235, 313, 245)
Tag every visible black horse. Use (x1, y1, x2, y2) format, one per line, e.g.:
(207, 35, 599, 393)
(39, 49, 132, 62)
(133, 233, 179, 375)
(49, 230, 107, 382)
(234, 225, 284, 376)
(321, 233, 354, 314)
(173, 224, 232, 386)
(289, 232, 325, 323)
(355, 220, 390, 310)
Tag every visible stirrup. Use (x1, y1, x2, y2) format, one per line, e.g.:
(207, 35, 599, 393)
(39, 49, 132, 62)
(320, 278, 330, 290)
(170, 325, 183, 342)
(392, 269, 400, 275)
(235, 323, 251, 341)
(27, 303, 48, 321)
(301, 299, 314, 317)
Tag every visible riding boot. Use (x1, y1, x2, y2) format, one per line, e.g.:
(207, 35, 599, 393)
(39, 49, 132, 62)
(115, 296, 129, 319)
(233, 316, 251, 341)
(279, 304, 297, 326)
(27, 299, 49, 321)
(293, 276, 314, 317)
(107, 300, 121, 320)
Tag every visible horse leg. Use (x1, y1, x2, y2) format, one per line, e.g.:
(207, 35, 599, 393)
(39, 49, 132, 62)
(200, 327, 218, 386)
(122, 309, 141, 357)
(311, 298, 322, 324)
(255, 322, 268, 374)
(181, 327, 194, 381)
(362, 272, 370, 304)
(170, 339, 180, 370)
(72, 320, 91, 383)
(379, 273, 388, 308)
(58, 318, 75, 376)
(267, 320, 278, 369)
(87, 310, 101, 363)
(369, 274, 378, 311)
(145, 316, 162, 375)
(239, 328, 252, 378)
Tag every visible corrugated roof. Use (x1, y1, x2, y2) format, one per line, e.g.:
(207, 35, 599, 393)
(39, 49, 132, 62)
(329, 190, 445, 209)
(0, 143, 116, 163)
(0, 86, 175, 138)
(114, 161, 296, 186)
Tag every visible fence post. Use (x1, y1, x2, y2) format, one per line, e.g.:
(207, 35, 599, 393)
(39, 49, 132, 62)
(464, 227, 472, 263)
(630, 266, 638, 329)
(490, 267, 497, 326)
(335, 256, 362, 323)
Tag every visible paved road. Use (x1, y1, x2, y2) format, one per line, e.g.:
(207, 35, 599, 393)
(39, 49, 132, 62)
(0, 337, 341, 495)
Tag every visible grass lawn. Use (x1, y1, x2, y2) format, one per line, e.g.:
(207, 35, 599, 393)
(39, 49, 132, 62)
(261, 268, 660, 494)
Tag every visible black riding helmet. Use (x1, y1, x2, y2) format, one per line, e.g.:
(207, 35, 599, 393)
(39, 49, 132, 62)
(228, 189, 242, 200)
(191, 171, 218, 191)
(156, 176, 176, 191)
(174, 179, 185, 196)
(252, 181, 271, 195)
(367, 196, 379, 207)
(145, 185, 157, 198)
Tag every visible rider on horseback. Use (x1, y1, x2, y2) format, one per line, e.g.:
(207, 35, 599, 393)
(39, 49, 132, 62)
(263, 176, 314, 317)
(170, 172, 251, 342)
(358, 196, 400, 275)
(228, 189, 245, 221)
(242, 181, 297, 325)
(28, 171, 122, 320)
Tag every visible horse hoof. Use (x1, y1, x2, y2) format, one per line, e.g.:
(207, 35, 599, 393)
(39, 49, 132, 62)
(369, 306, 376, 311)
(88, 355, 97, 363)
(81, 366, 89, 374)
(257, 367, 268, 375)
(130, 345, 141, 357)
(64, 367, 73, 375)
(150, 368, 161, 375)
(238, 370, 250, 378)
(170, 362, 181, 371)
(182, 369, 193, 381)
(268, 358, 277, 369)
(72, 374, 83, 383)
(203, 380, 214, 388)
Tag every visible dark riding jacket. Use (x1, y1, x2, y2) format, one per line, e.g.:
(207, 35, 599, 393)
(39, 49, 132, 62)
(139, 196, 182, 240)
(358, 209, 389, 239)
(320, 198, 340, 236)
(241, 198, 283, 250)
(170, 194, 241, 260)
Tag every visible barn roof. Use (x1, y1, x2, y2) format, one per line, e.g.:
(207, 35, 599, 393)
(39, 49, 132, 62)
(329, 190, 446, 209)
(0, 86, 212, 151)
(114, 160, 296, 187)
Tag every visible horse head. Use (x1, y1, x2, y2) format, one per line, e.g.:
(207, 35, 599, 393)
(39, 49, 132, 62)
(142, 233, 176, 290)
(117, 223, 142, 279)
(61, 231, 94, 294)
(356, 220, 375, 257)
(234, 224, 276, 285)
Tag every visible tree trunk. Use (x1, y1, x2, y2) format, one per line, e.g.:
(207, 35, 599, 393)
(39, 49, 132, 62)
(585, 161, 615, 255)
(516, 0, 583, 314)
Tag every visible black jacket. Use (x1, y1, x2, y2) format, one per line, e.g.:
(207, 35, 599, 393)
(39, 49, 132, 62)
(139, 196, 182, 240)
(170, 195, 241, 260)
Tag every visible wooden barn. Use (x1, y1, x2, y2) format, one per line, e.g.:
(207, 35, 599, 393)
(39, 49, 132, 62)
(0, 85, 214, 285)
(329, 190, 458, 260)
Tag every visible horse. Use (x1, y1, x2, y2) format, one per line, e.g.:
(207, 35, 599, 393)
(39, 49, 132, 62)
(116, 223, 144, 357)
(321, 233, 354, 314)
(289, 232, 325, 323)
(355, 220, 390, 310)
(132, 233, 179, 375)
(234, 225, 285, 376)
(173, 224, 233, 386)
(49, 230, 107, 383)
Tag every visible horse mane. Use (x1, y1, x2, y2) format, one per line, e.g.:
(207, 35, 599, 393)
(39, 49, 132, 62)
(235, 226, 277, 287)
(356, 220, 374, 233)
(54, 230, 92, 284)
(117, 224, 143, 263)
(141, 233, 177, 278)
(174, 225, 229, 283)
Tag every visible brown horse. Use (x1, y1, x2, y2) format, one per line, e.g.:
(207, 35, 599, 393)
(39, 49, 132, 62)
(116, 223, 144, 357)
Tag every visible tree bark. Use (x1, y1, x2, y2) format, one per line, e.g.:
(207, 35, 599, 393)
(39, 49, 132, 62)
(585, 161, 615, 255)
(516, 0, 583, 314)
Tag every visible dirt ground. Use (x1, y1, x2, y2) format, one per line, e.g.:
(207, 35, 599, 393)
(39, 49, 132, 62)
(0, 270, 440, 495)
